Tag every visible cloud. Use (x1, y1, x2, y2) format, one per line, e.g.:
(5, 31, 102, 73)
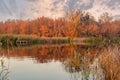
(0, 0, 120, 21)
(20, 0, 67, 20)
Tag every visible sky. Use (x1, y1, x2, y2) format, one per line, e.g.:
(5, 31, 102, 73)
(0, 0, 66, 21)
(0, 0, 22, 21)
(0, 0, 120, 21)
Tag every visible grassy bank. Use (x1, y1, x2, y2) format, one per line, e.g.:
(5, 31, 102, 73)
(0, 35, 71, 48)
(0, 34, 120, 48)
(83, 37, 107, 45)
(32, 37, 71, 45)
(111, 37, 120, 44)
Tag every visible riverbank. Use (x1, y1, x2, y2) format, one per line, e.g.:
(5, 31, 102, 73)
(0, 34, 120, 48)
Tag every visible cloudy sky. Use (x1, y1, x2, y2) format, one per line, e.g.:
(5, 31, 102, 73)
(0, 0, 120, 21)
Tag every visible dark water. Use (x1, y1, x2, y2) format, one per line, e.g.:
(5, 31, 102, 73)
(0, 44, 120, 80)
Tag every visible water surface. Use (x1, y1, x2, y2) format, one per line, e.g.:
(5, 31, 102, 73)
(0, 44, 120, 80)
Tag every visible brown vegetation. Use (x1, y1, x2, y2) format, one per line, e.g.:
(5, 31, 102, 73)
(99, 46, 120, 80)
(0, 10, 120, 38)
(0, 44, 120, 80)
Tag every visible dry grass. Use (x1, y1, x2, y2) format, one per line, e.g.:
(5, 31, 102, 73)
(99, 46, 120, 80)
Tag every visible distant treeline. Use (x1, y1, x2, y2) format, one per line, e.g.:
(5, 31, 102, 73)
(0, 9, 120, 38)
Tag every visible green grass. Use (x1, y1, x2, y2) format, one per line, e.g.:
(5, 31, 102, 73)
(83, 37, 120, 45)
(0, 34, 120, 49)
(32, 38, 48, 44)
(0, 34, 71, 48)
(32, 38, 71, 45)
(0, 34, 37, 48)
(84, 37, 107, 45)
(111, 37, 120, 44)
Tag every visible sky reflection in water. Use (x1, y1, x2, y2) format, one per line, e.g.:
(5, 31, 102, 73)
(0, 45, 120, 80)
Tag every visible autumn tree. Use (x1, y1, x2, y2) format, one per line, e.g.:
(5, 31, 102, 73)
(99, 12, 113, 24)
(66, 9, 93, 37)
(0, 10, 119, 38)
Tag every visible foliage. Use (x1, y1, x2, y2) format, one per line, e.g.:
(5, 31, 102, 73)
(0, 10, 120, 38)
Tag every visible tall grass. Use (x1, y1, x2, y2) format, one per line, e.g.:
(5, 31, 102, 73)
(99, 46, 120, 80)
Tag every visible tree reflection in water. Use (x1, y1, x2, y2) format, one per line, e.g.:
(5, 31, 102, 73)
(63, 45, 120, 80)
(63, 46, 101, 80)
(0, 45, 119, 80)
(63, 51, 91, 80)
